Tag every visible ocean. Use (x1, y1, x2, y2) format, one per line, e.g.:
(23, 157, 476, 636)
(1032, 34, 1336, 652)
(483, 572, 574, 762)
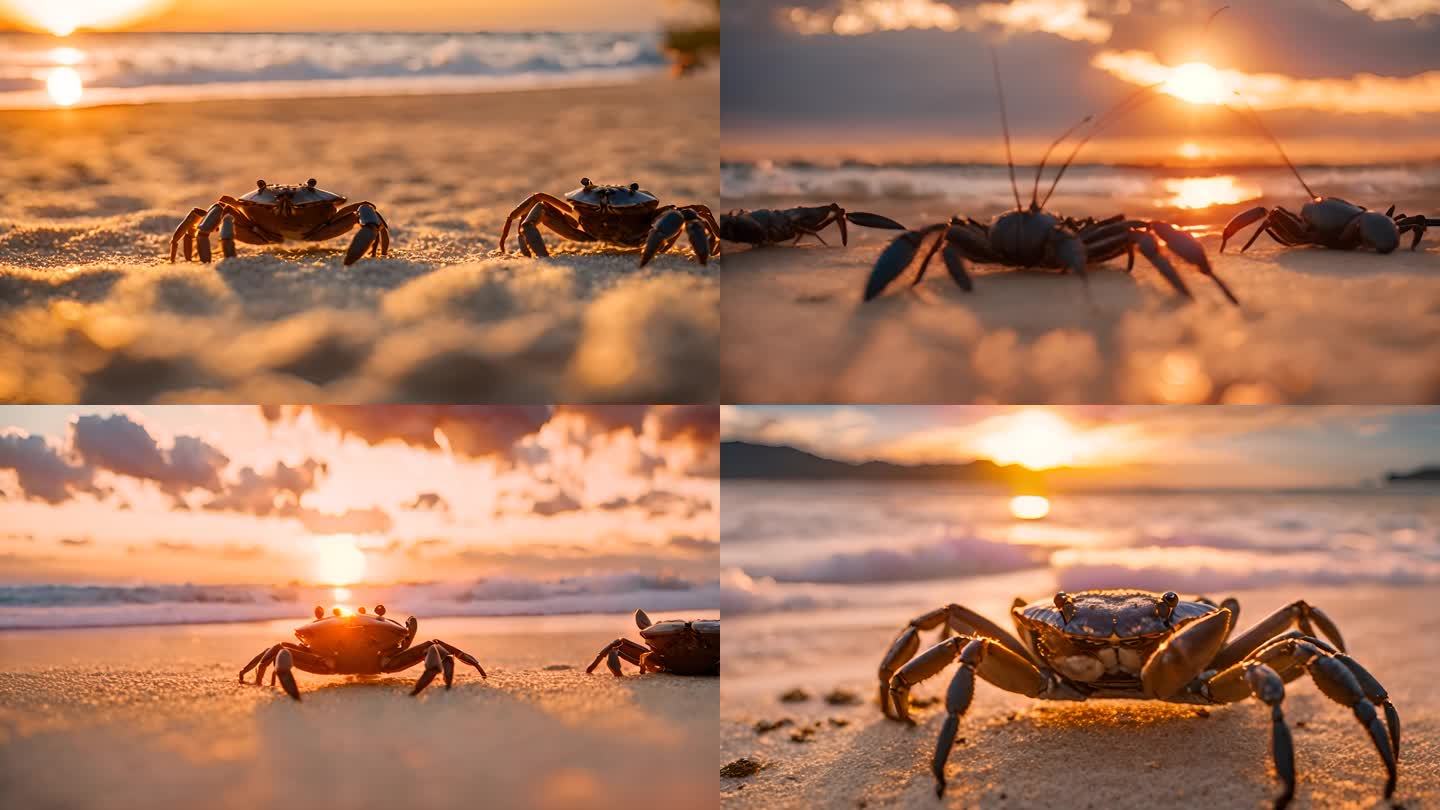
(0, 572, 719, 630)
(721, 481, 1440, 617)
(0, 31, 667, 109)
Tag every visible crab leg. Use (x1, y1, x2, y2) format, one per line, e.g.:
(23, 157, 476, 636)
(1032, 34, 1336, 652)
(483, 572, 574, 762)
(499, 193, 576, 251)
(1202, 636, 1397, 806)
(585, 638, 650, 676)
(887, 635, 1045, 797)
(170, 208, 206, 262)
(640, 209, 689, 266)
(383, 638, 487, 680)
(1221, 206, 1270, 252)
(1210, 600, 1345, 671)
(864, 223, 949, 300)
(877, 603, 1036, 718)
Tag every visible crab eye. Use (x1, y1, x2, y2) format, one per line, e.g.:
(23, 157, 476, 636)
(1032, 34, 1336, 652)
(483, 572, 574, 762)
(357, 606, 366, 614)
(1054, 591, 1076, 622)
(629, 182, 639, 192)
(580, 177, 591, 187)
(256, 179, 266, 190)
(313, 605, 324, 620)
(374, 604, 386, 616)
(332, 607, 342, 617)
(307, 178, 317, 187)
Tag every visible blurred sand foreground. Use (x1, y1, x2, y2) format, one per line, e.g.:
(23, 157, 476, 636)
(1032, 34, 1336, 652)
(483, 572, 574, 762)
(0, 78, 719, 402)
(0, 615, 718, 810)
(721, 197, 1440, 403)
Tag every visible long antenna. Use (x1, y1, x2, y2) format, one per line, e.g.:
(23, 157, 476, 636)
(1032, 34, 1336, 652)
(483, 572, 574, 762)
(1031, 114, 1092, 208)
(1039, 82, 1161, 208)
(1230, 99, 1317, 199)
(990, 48, 1023, 211)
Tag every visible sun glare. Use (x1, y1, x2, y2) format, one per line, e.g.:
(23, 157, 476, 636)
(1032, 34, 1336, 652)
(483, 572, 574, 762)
(974, 409, 1081, 470)
(1009, 495, 1051, 520)
(3, 0, 170, 35)
(1160, 176, 1263, 209)
(1162, 62, 1230, 105)
(315, 535, 367, 586)
(45, 67, 84, 107)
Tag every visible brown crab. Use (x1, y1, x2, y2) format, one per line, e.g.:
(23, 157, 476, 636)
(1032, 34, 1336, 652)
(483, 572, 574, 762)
(878, 590, 1398, 806)
(170, 179, 391, 266)
(238, 604, 485, 700)
(585, 609, 720, 676)
(500, 179, 720, 266)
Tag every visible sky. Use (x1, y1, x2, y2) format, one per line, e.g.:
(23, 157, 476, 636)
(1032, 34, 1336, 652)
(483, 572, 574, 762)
(0, 405, 718, 585)
(721, 405, 1440, 488)
(0, 0, 678, 34)
(721, 0, 1440, 164)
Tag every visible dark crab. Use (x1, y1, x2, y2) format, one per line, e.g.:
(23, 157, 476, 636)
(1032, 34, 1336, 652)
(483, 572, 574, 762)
(500, 179, 720, 266)
(719, 203, 905, 247)
(585, 609, 719, 676)
(1223, 198, 1437, 254)
(238, 604, 485, 701)
(878, 590, 1399, 807)
(170, 179, 390, 266)
(865, 55, 1237, 306)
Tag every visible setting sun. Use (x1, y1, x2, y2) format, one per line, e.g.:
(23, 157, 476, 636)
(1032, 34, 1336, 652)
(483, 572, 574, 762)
(1163, 62, 1230, 105)
(1160, 176, 1263, 209)
(973, 409, 1082, 470)
(1008, 495, 1051, 520)
(314, 535, 367, 585)
(1, 0, 172, 35)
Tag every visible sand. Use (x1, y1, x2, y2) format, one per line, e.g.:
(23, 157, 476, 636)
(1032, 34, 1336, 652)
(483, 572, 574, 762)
(0, 77, 719, 402)
(0, 613, 718, 810)
(720, 197, 1440, 403)
(719, 579, 1440, 809)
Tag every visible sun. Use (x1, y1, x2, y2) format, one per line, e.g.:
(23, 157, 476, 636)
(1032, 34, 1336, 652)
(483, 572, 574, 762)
(1162, 62, 1230, 106)
(973, 409, 1082, 470)
(314, 535, 367, 585)
(1, 0, 172, 36)
(1009, 495, 1051, 521)
(45, 67, 83, 107)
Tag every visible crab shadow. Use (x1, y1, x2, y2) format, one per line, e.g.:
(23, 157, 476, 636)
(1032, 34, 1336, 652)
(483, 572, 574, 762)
(1257, 245, 1440, 278)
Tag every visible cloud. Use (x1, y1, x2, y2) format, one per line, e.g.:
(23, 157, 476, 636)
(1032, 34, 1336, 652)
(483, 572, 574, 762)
(281, 405, 552, 461)
(0, 432, 100, 504)
(404, 492, 450, 512)
(532, 490, 583, 516)
(70, 413, 229, 497)
(203, 459, 326, 516)
(58, 537, 92, 547)
(289, 506, 393, 535)
(783, 0, 1112, 41)
(598, 490, 712, 518)
(652, 405, 720, 446)
(1339, 0, 1440, 20)
(1093, 49, 1440, 114)
(668, 534, 720, 554)
(553, 404, 650, 436)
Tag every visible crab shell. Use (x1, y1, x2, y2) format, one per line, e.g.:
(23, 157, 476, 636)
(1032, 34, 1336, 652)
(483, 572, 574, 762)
(294, 612, 409, 674)
(237, 181, 347, 240)
(641, 619, 720, 675)
(563, 180, 663, 245)
(1013, 589, 1219, 688)
(988, 207, 1068, 266)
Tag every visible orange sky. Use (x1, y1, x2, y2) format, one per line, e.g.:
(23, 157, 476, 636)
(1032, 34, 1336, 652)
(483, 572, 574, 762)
(0, 406, 718, 585)
(0, 0, 672, 33)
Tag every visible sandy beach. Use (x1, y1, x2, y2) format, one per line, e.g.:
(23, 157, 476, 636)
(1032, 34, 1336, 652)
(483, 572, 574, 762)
(0, 613, 718, 810)
(719, 578, 1439, 808)
(720, 196, 1440, 403)
(0, 76, 719, 402)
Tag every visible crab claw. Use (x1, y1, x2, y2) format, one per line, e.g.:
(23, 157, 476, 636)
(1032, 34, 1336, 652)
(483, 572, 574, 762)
(635, 608, 653, 630)
(1141, 608, 1231, 698)
(684, 213, 711, 265)
(1152, 222, 1237, 305)
(344, 204, 382, 266)
(195, 204, 225, 264)
(940, 240, 973, 292)
(845, 211, 907, 233)
(641, 209, 686, 267)
(219, 215, 237, 259)
(1131, 230, 1193, 301)
(411, 644, 444, 696)
(1221, 206, 1268, 253)
(864, 229, 930, 300)
(1348, 211, 1400, 254)
(275, 649, 301, 701)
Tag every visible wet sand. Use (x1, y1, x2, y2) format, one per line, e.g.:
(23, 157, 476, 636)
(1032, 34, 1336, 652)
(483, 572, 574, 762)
(720, 581, 1439, 808)
(0, 613, 718, 810)
(720, 196, 1440, 403)
(0, 77, 719, 402)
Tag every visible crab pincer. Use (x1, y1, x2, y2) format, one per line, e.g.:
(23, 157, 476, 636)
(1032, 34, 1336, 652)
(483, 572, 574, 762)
(584, 608, 719, 676)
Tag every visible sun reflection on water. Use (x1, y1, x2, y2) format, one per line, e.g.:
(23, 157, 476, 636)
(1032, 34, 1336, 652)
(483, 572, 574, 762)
(1159, 176, 1262, 209)
(45, 67, 84, 107)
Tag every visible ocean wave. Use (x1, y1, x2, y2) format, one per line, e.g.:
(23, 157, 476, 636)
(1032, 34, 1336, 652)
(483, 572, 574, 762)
(0, 573, 717, 630)
(747, 532, 1045, 584)
(1053, 547, 1440, 594)
(719, 568, 846, 615)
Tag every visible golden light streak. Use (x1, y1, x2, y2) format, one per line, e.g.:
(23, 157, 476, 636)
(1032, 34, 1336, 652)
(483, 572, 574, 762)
(1093, 49, 1440, 114)
(784, 0, 1111, 42)
(1159, 176, 1263, 210)
(314, 535, 367, 585)
(1, 0, 172, 36)
(1009, 495, 1051, 520)
(973, 409, 1082, 470)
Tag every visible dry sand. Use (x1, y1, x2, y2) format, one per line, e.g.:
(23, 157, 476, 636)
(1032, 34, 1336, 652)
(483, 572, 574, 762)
(0, 77, 719, 402)
(0, 613, 718, 810)
(720, 197, 1440, 403)
(720, 581, 1439, 809)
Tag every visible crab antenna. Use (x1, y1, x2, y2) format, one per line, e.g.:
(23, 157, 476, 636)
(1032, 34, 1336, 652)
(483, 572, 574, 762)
(1039, 81, 1162, 208)
(1229, 98, 1317, 199)
(990, 48, 1023, 212)
(1031, 114, 1093, 207)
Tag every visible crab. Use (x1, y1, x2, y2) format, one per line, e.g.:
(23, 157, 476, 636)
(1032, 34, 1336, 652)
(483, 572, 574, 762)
(585, 609, 720, 676)
(1222, 197, 1437, 255)
(499, 179, 720, 266)
(238, 604, 485, 700)
(170, 179, 391, 266)
(719, 204, 905, 247)
(878, 591, 1399, 807)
